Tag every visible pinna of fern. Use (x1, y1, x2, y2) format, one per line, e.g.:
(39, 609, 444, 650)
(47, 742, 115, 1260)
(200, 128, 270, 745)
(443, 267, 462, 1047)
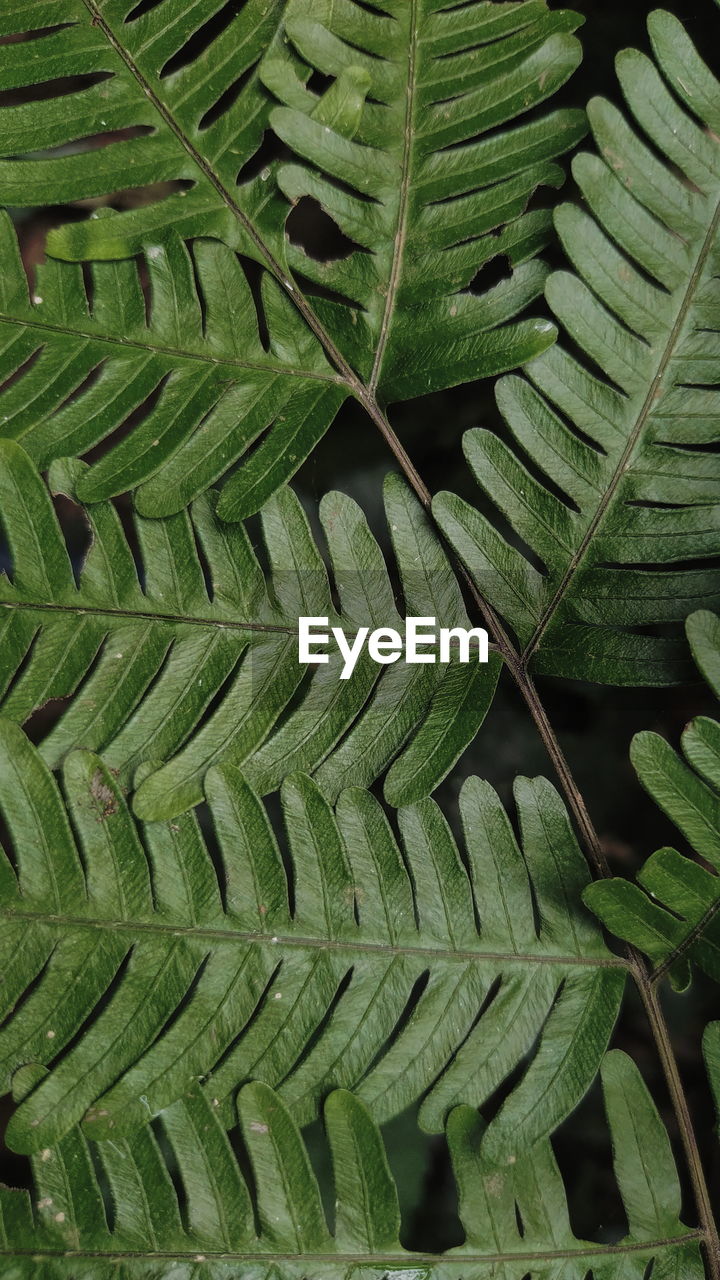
(0, 716, 622, 1163)
(0, 439, 500, 821)
(435, 5, 720, 688)
(0, 1049, 708, 1277)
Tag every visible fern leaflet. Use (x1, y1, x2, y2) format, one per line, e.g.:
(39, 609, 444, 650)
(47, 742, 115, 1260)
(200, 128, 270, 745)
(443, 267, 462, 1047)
(0, 720, 621, 1157)
(0, 1054, 706, 1277)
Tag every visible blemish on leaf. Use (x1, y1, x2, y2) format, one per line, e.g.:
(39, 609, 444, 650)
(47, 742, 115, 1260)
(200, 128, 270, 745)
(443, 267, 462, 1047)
(90, 770, 118, 821)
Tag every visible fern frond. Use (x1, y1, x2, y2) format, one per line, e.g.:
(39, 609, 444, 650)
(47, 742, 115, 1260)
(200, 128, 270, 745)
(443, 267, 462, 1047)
(0, 720, 622, 1156)
(0, 439, 501, 819)
(0, 213, 346, 518)
(0, 1, 584, 510)
(435, 8, 720, 686)
(585, 610, 720, 990)
(0, 1056, 703, 1277)
(259, 0, 584, 399)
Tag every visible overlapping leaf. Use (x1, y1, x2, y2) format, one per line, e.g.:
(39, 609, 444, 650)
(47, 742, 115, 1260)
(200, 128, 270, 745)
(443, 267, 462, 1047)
(0, 1, 584, 509)
(0, 213, 346, 518)
(586, 610, 720, 989)
(0, 439, 500, 820)
(0, 720, 623, 1157)
(0, 0, 332, 515)
(0, 1055, 702, 1277)
(260, 0, 585, 398)
(435, 8, 720, 685)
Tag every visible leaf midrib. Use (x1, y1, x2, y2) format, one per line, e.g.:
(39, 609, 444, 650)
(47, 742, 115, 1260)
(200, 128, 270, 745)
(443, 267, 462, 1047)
(653, 892, 720, 983)
(79, 0, 360, 386)
(1, 1232, 700, 1267)
(0, 598, 299, 636)
(368, 0, 418, 395)
(522, 193, 720, 665)
(0, 312, 341, 384)
(0, 907, 626, 969)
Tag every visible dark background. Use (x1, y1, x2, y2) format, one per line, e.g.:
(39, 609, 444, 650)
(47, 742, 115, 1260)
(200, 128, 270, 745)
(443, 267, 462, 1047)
(1, 0, 719, 1254)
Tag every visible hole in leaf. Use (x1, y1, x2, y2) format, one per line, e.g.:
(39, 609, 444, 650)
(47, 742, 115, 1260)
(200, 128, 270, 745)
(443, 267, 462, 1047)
(468, 252, 513, 297)
(306, 69, 334, 95)
(0, 944, 55, 1029)
(352, 0, 394, 18)
(38, 945, 133, 1074)
(0, 25, 76, 46)
(125, 0, 165, 20)
(0, 1095, 32, 1191)
(51, 490, 93, 588)
(79, 372, 170, 471)
(398, 1107, 463, 1252)
(199, 63, 255, 130)
(0, 72, 112, 109)
(277, 965, 355, 1083)
(235, 128, 281, 185)
(206, 959, 287, 1091)
(0, 622, 41, 708)
(153, 1113, 188, 1224)
(80, 261, 94, 312)
(87, 1142, 114, 1231)
(290, 266, 366, 313)
(354, 970, 431, 1086)
(657, 435, 720, 454)
(160, 0, 246, 77)
(241, 256, 269, 349)
(599, 554, 720, 574)
(34, 124, 156, 159)
(0, 344, 42, 404)
(287, 196, 366, 263)
(52, 360, 106, 423)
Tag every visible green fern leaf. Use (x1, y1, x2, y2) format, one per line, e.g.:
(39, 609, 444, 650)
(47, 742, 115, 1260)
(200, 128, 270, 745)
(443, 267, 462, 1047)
(258, 0, 583, 399)
(0, 1055, 703, 1277)
(0, 214, 345, 517)
(585, 610, 720, 990)
(434, 8, 720, 685)
(0, 439, 500, 818)
(0, 1, 584, 511)
(0, 719, 622, 1157)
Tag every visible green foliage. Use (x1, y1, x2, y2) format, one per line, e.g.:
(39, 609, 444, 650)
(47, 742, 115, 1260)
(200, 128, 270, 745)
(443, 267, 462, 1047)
(258, 0, 583, 395)
(0, 2, 719, 1276)
(0, 213, 345, 518)
(0, 440, 500, 820)
(0, 0, 585, 512)
(435, 10, 720, 685)
(0, 720, 621, 1158)
(0, 1054, 704, 1277)
(586, 611, 720, 989)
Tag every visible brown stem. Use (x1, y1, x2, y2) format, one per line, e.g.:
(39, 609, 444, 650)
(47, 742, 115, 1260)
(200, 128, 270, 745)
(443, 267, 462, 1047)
(638, 973, 720, 1280)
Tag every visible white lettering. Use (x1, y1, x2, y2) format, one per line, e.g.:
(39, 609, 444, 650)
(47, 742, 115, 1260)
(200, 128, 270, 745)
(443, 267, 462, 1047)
(439, 626, 489, 664)
(297, 617, 490, 671)
(406, 616, 437, 664)
(367, 628, 402, 666)
(334, 626, 369, 680)
(298, 616, 330, 665)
